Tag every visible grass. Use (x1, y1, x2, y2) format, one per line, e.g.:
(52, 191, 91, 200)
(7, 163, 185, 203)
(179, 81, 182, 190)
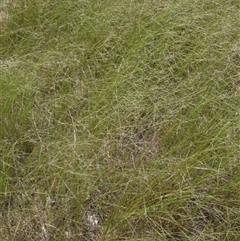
(0, 0, 240, 240)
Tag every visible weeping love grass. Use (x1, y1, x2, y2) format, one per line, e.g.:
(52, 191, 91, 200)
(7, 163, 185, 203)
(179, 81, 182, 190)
(1, 0, 240, 240)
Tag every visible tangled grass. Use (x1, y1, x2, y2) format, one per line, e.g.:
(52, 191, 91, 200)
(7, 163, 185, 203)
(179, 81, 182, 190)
(1, 0, 240, 240)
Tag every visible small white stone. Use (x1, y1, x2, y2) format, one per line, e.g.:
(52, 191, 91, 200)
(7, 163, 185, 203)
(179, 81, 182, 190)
(87, 213, 99, 226)
(46, 196, 56, 206)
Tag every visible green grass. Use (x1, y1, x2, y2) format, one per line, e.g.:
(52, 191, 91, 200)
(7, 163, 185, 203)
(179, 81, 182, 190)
(1, 0, 240, 240)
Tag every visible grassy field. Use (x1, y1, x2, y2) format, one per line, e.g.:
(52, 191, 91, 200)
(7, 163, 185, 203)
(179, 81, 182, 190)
(1, 0, 240, 240)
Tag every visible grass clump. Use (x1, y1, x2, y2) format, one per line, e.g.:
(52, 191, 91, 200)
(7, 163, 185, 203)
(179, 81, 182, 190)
(1, 0, 240, 240)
